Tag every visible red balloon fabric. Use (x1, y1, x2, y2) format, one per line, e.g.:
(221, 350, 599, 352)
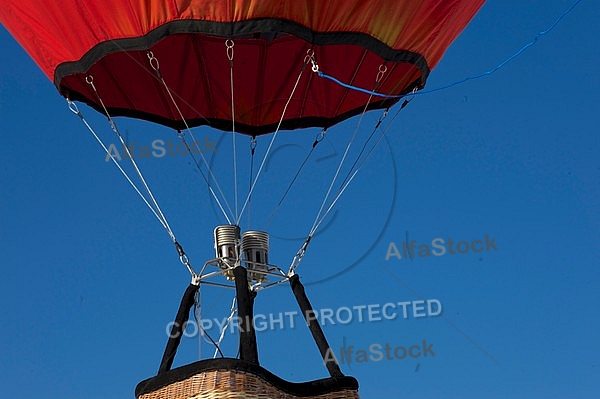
(0, 0, 485, 135)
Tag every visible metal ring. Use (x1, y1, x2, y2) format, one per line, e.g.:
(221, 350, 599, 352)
(67, 100, 79, 114)
(376, 65, 388, 83)
(226, 39, 234, 61)
(316, 129, 326, 142)
(85, 75, 94, 84)
(148, 55, 160, 71)
(304, 48, 315, 63)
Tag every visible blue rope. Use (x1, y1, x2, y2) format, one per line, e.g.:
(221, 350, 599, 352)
(317, 70, 403, 98)
(317, 0, 583, 98)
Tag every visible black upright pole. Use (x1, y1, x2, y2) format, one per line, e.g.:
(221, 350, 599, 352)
(158, 283, 199, 375)
(233, 266, 259, 364)
(289, 274, 343, 378)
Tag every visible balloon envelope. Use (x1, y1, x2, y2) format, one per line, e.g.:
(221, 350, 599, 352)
(0, 0, 485, 135)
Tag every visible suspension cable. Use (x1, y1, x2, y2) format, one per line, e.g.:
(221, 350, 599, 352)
(146, 51, 234, 224)
(291, 0, 519, 274)
(174, 129, 232, 226)
(337, 96, 412, 195)
(288, 236, 311, 276)
(84, 76, 199, 277)
(213, 295, 237, 358)
(337, 108, 389, 192)
(302, 0, 479, 244)
(265, 128, 327, 230)
(194, 288, 202, 360)
(279, 128, 327, 208)
(289, 64, 385, 274)
(246, 137, 257, 229)
(315, 97, 414, 241)
(193, 289, 225, 358)
(307, 73, 378, 238)
(67, 100, 166, 229)
(332, 103, 412, 208)
(312, 96, 416, 237)
(236, 50, 314, 226)
(85, 75, 177, 243)
(227, 40, 240, 222)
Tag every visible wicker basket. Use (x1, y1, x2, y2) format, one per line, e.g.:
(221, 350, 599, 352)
(136, 359, 359, 399)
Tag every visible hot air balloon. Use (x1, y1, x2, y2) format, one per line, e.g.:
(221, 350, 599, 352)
(0, 1, 485, 398)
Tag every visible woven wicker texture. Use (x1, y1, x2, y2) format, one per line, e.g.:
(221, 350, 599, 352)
(138, 369, 360, 399)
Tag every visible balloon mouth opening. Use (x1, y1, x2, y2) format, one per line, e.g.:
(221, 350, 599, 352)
(53, 19, 428, 135)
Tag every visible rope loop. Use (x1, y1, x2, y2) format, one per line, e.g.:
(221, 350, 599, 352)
(147, 50, 160, 72)
(67, 99, 79, 114)
(313, 128, 327, 148)
(304, 49, 319, 72)
(376, 64, 387, 83)
(225, 39, 234, 61)
(303, 48, 314, 63)
(180, 253, 190, 267)
(316, 128, 327, 143)
(180, 252, 198, 278)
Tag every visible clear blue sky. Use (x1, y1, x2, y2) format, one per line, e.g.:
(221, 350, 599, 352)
(1, 1, 598, 398)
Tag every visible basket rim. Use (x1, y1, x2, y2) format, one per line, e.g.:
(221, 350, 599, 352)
(135, 358, 359, 398)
